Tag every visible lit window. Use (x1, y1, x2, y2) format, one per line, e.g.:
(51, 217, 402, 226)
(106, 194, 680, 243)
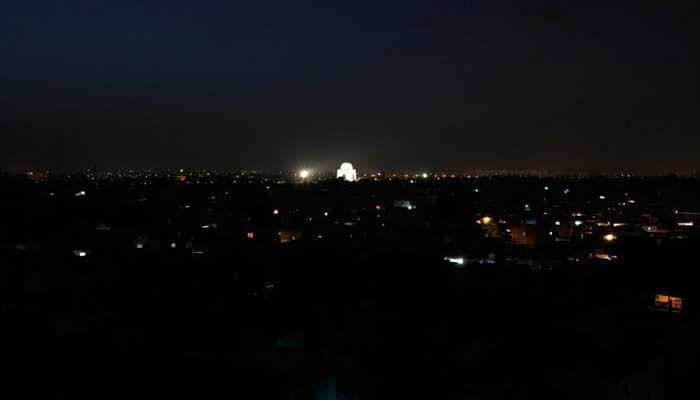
(246, 231, 255, 239)
(655, 294, 684, 313)
(671, 297, 683, 311)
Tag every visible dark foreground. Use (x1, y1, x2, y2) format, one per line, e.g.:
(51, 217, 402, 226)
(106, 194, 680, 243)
(1, 172, 698, 399)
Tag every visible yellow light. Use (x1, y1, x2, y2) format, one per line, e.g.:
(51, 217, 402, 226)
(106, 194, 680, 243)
(481, 216, 492, 225)
(603, 233, 616, 242)
(299, 169, 310, 179)
(678, 221, 694, 227)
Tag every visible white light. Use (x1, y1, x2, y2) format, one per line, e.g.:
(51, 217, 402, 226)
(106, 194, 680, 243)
(171, 243, 177, 248)
(323, 211, 329, 216)
(555, 221, 561, 226)
(75, 191, 86, 197)
(444, 257, 465, 265)
(422, 173, 428, 178)
(136, 243, 144, 249)
(273, 209, 279, 215)
(599, 195, 606, 200)
(574, 220, 583, 226)
(603, 233, 616, 242)
(544, 186, 549, 190)
(74, 250, 87, 257)
(337, 162, 357, 182)
(299, 169, 310, 179)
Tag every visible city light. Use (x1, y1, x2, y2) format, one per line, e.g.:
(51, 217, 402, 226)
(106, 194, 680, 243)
(481, 216, 492, 225)
(444, 257, 465, 265)
(299, 169, 310, 179)
(422, 173, 428, 178)
(603, 233, 616, 242)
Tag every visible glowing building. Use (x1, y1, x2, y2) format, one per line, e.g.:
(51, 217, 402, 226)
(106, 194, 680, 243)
(337, 162, 357, 182)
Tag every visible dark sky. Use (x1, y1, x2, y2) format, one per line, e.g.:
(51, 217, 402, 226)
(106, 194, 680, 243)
(1, 0, 698, 173)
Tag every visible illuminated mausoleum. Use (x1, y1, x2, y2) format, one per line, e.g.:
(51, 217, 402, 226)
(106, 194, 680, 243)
(337, 162, 357, 182)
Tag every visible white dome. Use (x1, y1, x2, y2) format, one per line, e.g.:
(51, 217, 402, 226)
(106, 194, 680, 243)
(337, 162, 357, 182)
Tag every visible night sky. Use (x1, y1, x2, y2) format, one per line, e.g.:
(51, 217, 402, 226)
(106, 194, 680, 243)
(1, 0, 698, 173)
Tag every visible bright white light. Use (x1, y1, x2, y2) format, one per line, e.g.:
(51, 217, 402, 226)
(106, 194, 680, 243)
(273, 209, 279, 215)
(75, 191, 86, 197)
(544, 186, 549, 190)
(444, 257, 465, 265)
(574, 220, 583, 226)
(599, 195, 606, 200)
(171, 243, 177, 248)
(323, 211, 329, 217)
(299, 169, 310, 179)
(136, 243, 144, 249)
(337, 162, 357, 182)
(74, 250, 87, 257)
(678, 222, 694, 227)
(555, 221, 561, 226)
(422, 173, 428, 178)
(603, 233, 616, 242)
